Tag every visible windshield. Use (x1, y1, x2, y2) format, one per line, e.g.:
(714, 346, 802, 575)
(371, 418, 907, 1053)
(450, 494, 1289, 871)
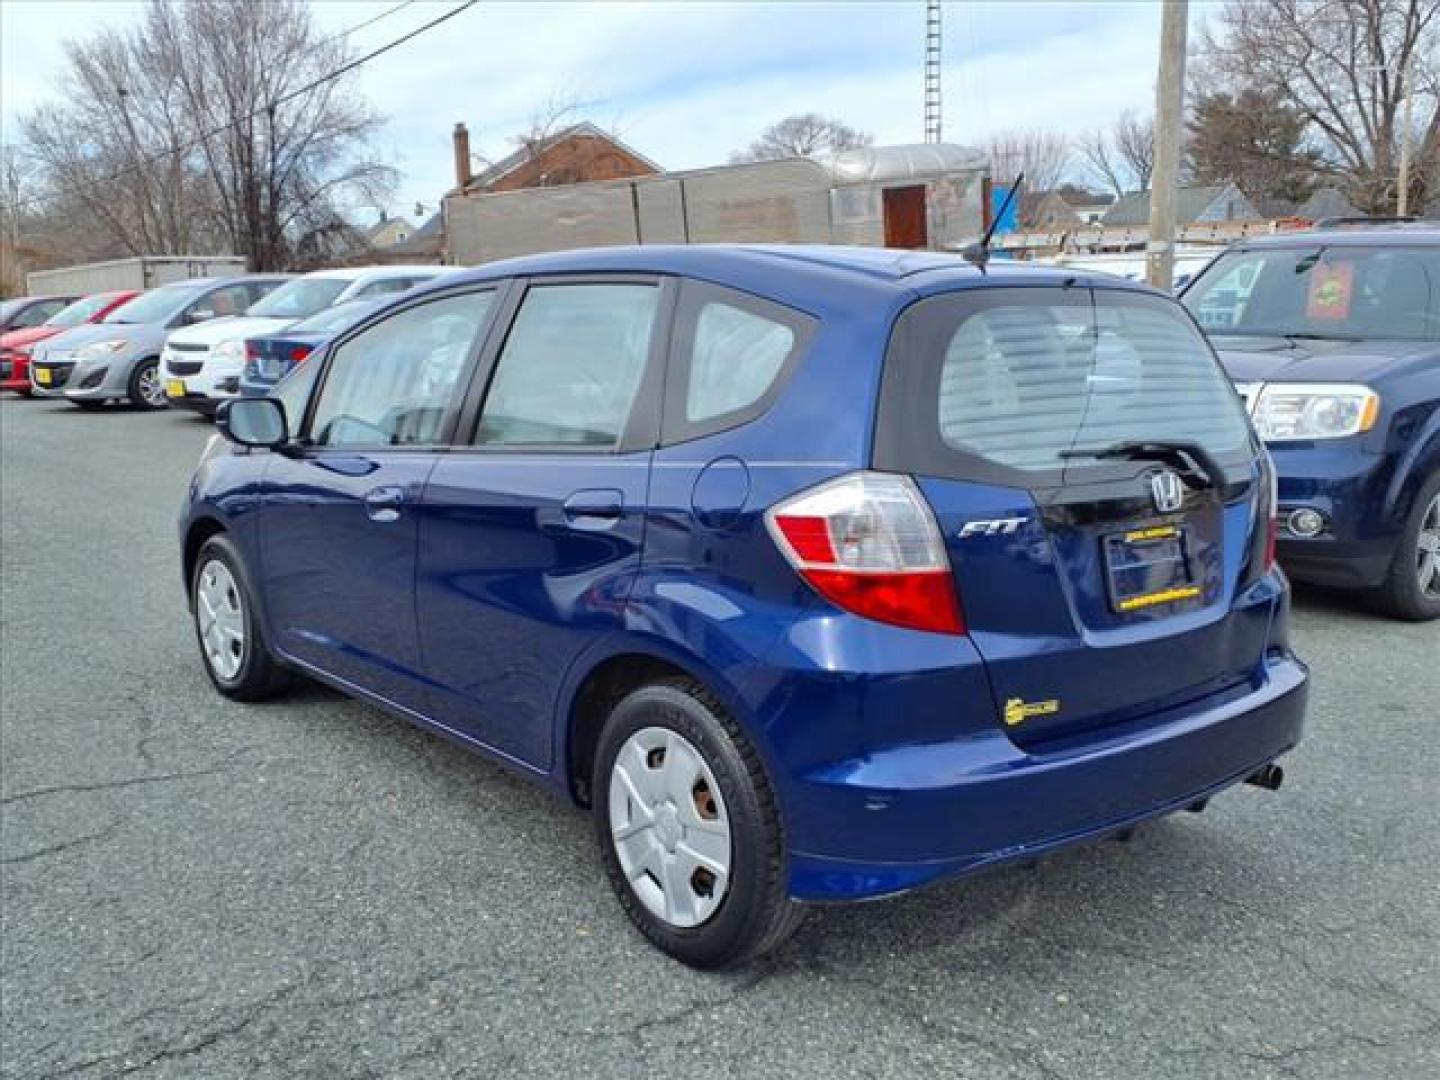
(1183, 245, 1440, 342)
(289, 298, 383, 334)
(103, 284, 202, 324)
(0, 299, 23, 323)
(247, 278, 348, 319)
(46, 293, 119, 328)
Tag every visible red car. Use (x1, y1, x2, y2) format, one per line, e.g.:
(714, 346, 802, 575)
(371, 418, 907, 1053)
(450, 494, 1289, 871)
(0, 291, 139, 395)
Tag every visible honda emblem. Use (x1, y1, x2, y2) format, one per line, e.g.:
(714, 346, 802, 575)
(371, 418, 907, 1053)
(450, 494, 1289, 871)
(1149, 470, 1185, 514)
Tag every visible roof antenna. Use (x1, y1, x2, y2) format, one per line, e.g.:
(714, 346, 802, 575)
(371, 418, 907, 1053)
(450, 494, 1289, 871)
(962, 172, 1024, 271)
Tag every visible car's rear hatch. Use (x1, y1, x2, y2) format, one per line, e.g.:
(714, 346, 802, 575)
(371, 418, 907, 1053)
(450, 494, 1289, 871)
(874, 284, 1273, 747)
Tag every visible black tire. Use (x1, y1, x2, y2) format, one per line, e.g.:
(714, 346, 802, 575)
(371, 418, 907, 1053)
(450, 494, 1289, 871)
(190, 534, 291, 701)
(593, 678, 805, 969)
(71, 399, 106, 410)
(127, 356, 167, 409)
(1369, 471, 1440, 621)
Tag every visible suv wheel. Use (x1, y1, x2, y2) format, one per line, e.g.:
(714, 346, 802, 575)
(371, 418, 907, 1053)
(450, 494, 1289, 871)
(128, 357, 167, 409)
(191, 534, 291, 700)
(1371, 471, 1440, 621)
(593, 679, 805, 969)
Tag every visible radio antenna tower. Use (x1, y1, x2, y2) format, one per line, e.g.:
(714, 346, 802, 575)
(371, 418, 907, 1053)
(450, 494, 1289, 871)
(924, 0, 943, 143)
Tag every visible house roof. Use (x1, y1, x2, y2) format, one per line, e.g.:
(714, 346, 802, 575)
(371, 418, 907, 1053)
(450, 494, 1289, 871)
(1103, 184, 1245, 227)
(376, 212, 445, 257)
(461, 122, 663, 194)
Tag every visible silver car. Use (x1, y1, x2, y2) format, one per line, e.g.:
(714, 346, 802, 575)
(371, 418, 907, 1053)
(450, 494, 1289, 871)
(29, 276, 290, 409)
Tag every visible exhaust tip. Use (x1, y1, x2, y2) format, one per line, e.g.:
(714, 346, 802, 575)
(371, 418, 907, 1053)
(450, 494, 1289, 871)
(1245, 763, 1284, 791)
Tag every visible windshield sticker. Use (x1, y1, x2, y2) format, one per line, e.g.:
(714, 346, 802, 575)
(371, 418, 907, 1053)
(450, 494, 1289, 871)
(1306, 261, 1354, 320)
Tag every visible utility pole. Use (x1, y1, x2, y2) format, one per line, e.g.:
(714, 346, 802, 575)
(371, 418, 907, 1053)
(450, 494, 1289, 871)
(1147, 0, 1188, 289)
(1397, 54, 1415, 217)
(924, 0, 943, 143)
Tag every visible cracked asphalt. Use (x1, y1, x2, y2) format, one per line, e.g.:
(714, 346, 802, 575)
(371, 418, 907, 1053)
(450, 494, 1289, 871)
(2, 396, 1437, 1080)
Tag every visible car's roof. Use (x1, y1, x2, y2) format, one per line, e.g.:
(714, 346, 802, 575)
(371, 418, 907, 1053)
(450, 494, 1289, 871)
(301, 265, 447, 282)
(1233, 224, 1440, 249)
(434, 244, 1150, 314)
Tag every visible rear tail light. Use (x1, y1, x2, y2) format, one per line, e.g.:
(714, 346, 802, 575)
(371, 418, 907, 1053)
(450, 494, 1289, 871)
(1263, 450, 1278, 573)
(765, 471, 965, 634)
(244, 341, 260, 362)
(290, 345, 312, 363)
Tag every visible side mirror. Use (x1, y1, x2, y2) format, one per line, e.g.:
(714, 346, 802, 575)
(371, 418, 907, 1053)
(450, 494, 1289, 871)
(216, 397, 287, 449)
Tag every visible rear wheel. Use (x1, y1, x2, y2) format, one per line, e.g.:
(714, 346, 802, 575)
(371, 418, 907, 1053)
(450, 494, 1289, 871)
(1371, 471, 1440, 621)
(128, 357, 167, 409)
(191, 534, 291, 700)
(593, 679, 804, 969)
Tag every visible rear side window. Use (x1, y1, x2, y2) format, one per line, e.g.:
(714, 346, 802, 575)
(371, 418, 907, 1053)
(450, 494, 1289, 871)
(876, 287, 1253, 485)
(662, 281, 813, 443)
(474, 283, 659, 448)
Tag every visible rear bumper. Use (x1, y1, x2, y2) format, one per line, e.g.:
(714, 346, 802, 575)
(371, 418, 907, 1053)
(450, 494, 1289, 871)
(1276, 535, 1393, 588)
(786, 654, 1308, 901)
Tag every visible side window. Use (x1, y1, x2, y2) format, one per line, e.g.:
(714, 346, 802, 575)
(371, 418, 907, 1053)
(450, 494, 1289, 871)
(246, 279, 287, 305)
(663, 282, 812, 443)
(206, 284, 253, 317)
(309, 291, 493, 448)
(474, 283, 659, 448)
(1189, 255, 1263, 330)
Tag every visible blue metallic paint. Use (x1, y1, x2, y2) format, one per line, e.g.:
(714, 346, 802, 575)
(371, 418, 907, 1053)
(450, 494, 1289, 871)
(181, 245, 1308, 906)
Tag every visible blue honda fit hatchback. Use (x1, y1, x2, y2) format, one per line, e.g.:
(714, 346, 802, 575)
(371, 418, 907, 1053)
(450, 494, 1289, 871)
(182, 245, 1308, 968)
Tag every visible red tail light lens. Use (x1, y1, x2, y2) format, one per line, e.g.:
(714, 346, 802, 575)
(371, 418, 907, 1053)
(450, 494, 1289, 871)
(766, 472, 965, 635)
(290, 346, 312, 363)
(244, 341, 260, 362)
(1263, 450, 1279, 573)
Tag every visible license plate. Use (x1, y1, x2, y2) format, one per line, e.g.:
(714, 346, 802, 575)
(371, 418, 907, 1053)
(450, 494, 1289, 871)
(1103, 524, 1199, 612)
(35, 368, 51, 385)
(166, 378, 186, 398)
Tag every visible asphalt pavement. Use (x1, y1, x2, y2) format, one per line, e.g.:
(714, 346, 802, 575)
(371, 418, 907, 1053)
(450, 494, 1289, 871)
(2, 395, 1437, 1080)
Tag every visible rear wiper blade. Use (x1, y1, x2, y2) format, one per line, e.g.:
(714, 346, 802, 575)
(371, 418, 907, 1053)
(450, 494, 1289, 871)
(1060, 439, 1225, 490)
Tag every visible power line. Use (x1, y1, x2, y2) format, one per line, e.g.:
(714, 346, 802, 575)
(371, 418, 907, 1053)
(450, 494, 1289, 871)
(315, 0, 419, 50)
(2, 0, 478, 217)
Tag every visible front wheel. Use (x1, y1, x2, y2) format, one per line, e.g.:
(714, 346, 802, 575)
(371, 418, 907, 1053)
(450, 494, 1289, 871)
(1371, 471, 1440, 621)
(128, 357, 167, 409)
(191, 534, 291, 700)
(593, 679, 804, 969)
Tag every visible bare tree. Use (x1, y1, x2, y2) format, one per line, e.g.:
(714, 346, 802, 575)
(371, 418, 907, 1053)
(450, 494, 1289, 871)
(729, 114, 873, 163)
(1202, 0, 1440, 212)
(985, 130, 1072, 193)
(21, 0, 395, 269)
(1077, 110, 1155, 196)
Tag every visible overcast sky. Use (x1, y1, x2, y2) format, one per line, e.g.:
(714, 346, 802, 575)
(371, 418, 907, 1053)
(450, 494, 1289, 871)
(1, 0, 1216, 227)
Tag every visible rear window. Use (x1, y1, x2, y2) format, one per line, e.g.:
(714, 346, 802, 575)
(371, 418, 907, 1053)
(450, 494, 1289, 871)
(875, 287, 1253, 485)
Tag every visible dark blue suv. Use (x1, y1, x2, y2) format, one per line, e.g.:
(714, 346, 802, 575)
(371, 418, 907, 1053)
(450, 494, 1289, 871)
(181, 245, 1308, 967)
(1183, 225, 1440, 620)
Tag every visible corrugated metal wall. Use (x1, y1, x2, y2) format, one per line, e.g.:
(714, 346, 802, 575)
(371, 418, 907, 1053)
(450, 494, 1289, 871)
(26, 257, 245, 296)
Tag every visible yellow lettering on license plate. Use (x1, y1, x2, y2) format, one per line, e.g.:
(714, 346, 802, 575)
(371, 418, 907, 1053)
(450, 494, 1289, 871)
(35, 368, 51, 385)
(1117, 585, 1202, 612)
(166, 379, 186, 398)
(1124, 525, 1180, 543)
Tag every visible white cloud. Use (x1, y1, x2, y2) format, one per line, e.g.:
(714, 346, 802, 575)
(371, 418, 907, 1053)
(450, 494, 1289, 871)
(2, 0, 1207, 226)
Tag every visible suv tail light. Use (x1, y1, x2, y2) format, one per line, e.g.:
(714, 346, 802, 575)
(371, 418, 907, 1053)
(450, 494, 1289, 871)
(244, 342, 260, 362)
(765, 471, 965, 634)
(1263, 452, 1278, 573)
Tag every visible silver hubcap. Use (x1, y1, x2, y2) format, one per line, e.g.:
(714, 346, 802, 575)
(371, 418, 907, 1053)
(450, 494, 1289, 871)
(196, 559, 245, 680)
(608, 727, 732, 928)
(1417, 493, 1440, 600)
(138, 362, 165, 406)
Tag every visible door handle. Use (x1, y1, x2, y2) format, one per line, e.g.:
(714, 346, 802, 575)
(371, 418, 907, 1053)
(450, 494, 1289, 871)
(363, 485, 405, 523)
(562, 489, 624, 526)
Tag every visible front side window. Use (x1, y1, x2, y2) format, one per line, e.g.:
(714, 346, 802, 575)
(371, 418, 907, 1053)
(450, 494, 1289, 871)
(1183, 245, 1440, 341)
(104, 284, 202, 325)
(474, 283, 659, 448)
(309, 291, 493, 448)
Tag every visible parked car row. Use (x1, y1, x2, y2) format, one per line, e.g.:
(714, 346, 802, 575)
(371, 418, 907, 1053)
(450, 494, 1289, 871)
(1, 265, 446, 411)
